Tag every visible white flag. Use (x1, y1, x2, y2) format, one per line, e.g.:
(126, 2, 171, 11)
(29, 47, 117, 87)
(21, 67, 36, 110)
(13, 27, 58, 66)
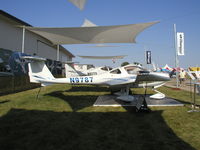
(177, 32, 184, 55)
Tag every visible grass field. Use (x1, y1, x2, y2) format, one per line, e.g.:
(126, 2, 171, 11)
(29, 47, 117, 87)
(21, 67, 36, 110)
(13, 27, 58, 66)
(0, 84, 200, 150)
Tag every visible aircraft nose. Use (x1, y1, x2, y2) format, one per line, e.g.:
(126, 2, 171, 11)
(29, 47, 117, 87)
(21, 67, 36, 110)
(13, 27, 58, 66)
(137, 71, 170, 82)
(153, 72, 170, 81)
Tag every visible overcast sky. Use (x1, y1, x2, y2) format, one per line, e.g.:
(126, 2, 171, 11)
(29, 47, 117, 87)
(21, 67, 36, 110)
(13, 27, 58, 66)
(1, 0, 200, 68)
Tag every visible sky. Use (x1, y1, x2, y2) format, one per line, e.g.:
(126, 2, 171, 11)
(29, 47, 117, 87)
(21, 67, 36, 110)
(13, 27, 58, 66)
(1, 0, 200, 68)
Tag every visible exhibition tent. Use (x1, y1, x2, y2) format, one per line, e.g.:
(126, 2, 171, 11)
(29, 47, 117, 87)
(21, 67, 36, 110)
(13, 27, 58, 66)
(25, 21, 159, 45)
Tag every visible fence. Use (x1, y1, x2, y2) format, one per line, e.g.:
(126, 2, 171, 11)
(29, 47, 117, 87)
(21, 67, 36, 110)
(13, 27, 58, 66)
(0, 75, 40, 95)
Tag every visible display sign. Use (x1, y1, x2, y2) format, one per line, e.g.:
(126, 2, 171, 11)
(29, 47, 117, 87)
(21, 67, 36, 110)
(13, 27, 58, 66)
(177, 32, 184, 56)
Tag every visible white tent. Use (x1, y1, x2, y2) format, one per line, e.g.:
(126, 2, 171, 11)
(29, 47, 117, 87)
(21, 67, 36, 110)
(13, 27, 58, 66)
(81, 19, 97, 27)
(162, 64, 173, 71)
(26, 21, 159, 45)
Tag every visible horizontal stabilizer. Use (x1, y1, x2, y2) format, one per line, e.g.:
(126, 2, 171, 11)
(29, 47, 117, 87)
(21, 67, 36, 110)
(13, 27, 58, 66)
(65, 63, 80, 78)
(22, 56, 46, 61)
(23, 56, 55, 84)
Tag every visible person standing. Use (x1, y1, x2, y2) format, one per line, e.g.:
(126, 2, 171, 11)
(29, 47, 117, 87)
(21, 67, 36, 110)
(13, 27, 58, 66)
(179, 69, 186, 85)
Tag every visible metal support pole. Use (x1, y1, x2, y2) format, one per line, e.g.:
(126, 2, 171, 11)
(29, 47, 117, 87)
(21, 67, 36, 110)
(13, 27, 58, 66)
(194, 83, 196, 109)
(188, 83, 200, 112)
(57, 45, 60, 61)
(174, 24, 179, 87)
(144, 48, 146, 69)
(22, 26, 25, 53)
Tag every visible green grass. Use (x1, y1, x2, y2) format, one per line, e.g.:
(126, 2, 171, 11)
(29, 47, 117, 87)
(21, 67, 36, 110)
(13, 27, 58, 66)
(0, 84, 200, 150)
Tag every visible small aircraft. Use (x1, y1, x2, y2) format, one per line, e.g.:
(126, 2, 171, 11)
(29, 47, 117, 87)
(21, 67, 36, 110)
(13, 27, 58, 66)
(23, 56, 170, 104)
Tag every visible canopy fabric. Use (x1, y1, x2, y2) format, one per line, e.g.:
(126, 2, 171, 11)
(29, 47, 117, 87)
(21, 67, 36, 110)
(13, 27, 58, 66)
(89, 44, 121, 47)
(81, 19, 97, 27)
(162, 64, 173, 71)
(68, 0, 87, 10)
(78, 55, 127, 59)
(26, 21, 159, 45)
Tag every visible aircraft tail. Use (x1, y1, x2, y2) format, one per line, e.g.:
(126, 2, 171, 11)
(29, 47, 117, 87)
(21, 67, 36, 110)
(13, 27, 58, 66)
(152, 62, 157, 71)
(64, 62, 80, 77)
(22, 56, 55, 84)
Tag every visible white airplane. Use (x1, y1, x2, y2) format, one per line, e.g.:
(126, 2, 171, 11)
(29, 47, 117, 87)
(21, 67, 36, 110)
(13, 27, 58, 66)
(23, 56, 170, 103)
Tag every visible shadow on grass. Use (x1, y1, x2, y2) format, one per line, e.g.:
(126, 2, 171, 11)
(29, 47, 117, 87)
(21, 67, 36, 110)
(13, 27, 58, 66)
(45, 86, 187, 113)
(66, 85, 110, 92)
(0, 100, 10, 104)
(46, 91, 98, 112)
(0, 108, 196, 150)
(45, 87, 140, 113)
(44, 85, 111, 112)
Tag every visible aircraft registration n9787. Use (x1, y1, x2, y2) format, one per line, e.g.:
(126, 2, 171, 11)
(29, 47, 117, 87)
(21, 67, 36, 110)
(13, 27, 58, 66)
(22, 56, 170, 102)
(69, 77, 93, 83)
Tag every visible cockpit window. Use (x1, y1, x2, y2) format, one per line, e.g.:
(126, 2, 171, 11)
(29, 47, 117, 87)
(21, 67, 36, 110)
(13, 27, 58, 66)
(101, 66, 113, 71)
(108, 67, 113, 71)
(87, 65, 95, 70)
(101, 66, 109, 71)
(110, 69, 121, 74)
(125, 66, 142, 74)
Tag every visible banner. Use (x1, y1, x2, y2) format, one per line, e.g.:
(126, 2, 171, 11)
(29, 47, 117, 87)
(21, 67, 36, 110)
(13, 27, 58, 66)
(177, 32, 184, 55)
(146, 51, 151, 64)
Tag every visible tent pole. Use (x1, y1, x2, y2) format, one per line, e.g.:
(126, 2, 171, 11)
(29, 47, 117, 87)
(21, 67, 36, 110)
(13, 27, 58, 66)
(57, 45, 60, 61)
(22, 26, 25, 53)
(174, 24, 179, 88)
(144, 47, 146, 69)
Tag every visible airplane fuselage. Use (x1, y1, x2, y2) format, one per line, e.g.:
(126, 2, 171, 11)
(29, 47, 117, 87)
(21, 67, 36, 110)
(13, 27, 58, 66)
(35, 64, 170, 87)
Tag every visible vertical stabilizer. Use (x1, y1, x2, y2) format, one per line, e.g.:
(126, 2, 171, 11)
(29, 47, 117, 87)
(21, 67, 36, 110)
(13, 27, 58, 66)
(64, 63, 80, 78)
(22, 56, 55, 83)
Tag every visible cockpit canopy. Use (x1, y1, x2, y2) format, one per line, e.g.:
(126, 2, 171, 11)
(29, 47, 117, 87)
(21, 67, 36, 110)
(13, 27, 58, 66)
(100, 66, 113, 71)
(124, 66, 144, 74)
(109, 65, 145, 75)
(110, 69, 121, 74)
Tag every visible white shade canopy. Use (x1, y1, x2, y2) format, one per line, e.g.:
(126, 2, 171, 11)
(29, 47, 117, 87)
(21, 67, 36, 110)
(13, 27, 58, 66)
(78, 55, 127, 59)
(68, 0, 87, 10)
(26, 21, 159, 45)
